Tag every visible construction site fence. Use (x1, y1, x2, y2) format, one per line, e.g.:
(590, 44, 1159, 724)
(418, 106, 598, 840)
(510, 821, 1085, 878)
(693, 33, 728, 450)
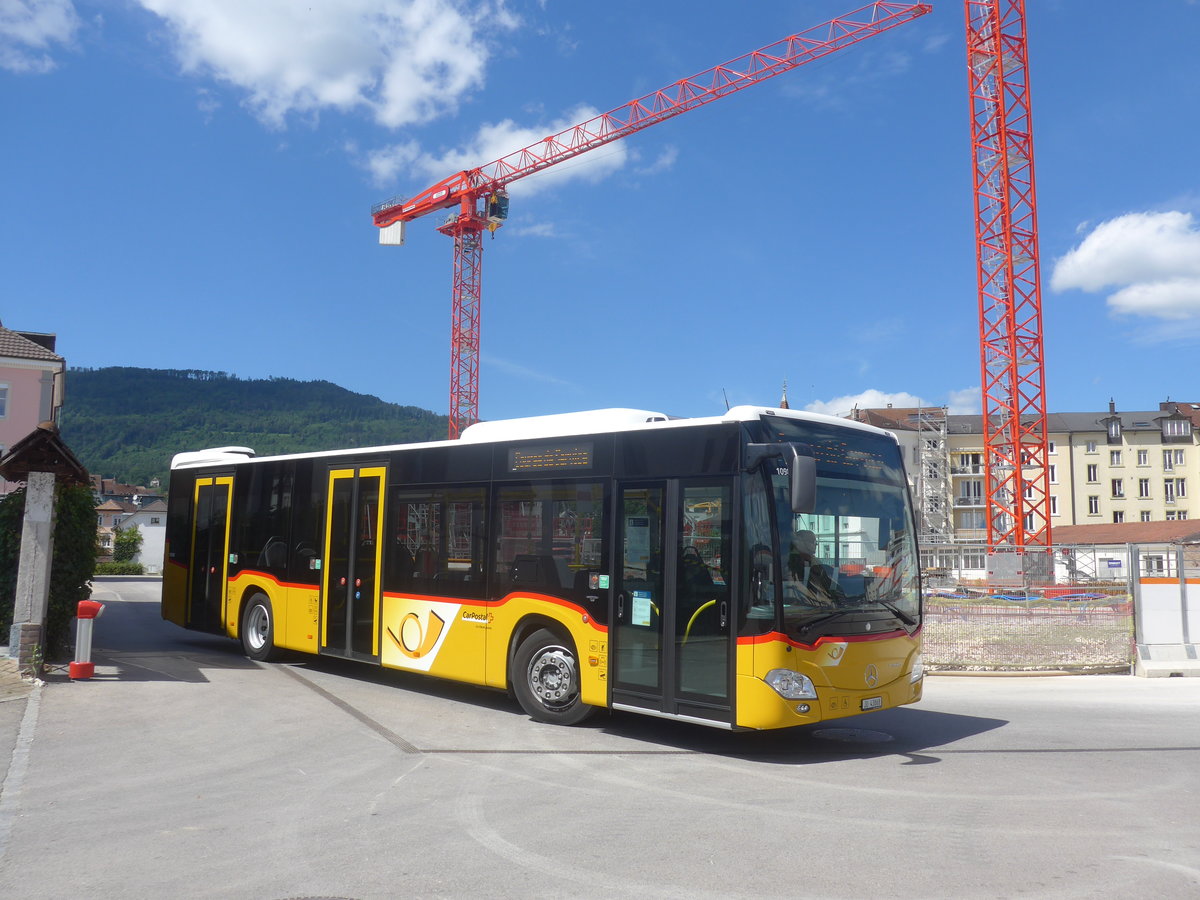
(917, 542, 1200, 672)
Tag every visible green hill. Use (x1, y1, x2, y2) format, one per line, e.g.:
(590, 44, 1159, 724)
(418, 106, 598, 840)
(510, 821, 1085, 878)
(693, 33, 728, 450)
(60, 367, 448, 487)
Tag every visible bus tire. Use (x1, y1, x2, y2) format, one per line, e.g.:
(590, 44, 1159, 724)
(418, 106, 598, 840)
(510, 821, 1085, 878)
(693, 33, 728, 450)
(513, 628, 593, 725)
(241, 593, 280, 662)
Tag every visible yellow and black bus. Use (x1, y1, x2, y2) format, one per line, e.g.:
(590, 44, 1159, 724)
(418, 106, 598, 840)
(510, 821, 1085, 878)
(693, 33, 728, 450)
(162, 406, 923, 730)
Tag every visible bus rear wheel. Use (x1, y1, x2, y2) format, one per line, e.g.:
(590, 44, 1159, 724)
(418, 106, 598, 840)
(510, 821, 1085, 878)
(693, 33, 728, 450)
(513, 628, 593, 725)
(241, 593, 280, 662)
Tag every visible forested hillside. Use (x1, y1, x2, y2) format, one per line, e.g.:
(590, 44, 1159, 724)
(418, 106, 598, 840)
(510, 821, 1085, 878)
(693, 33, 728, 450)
(60, 367, 448, 488)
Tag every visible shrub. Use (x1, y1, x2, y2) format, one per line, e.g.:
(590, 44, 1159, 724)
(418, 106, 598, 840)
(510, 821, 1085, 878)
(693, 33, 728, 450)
(0, 483, 98, 658)
(94, 562, 145, 575)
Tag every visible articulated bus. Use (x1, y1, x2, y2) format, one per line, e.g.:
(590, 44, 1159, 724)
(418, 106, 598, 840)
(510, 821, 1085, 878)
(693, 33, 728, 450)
(162, 406, 923, 730)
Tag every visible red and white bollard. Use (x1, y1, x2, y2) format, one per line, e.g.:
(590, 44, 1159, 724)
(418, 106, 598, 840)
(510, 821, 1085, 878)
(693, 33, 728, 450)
(69, 600, 106, 680)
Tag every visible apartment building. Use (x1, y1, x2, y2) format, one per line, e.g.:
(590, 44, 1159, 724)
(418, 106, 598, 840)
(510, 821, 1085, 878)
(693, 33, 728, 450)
(852, 400, 1199, 543)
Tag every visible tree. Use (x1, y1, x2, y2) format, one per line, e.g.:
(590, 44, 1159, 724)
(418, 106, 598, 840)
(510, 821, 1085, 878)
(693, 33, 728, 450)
(113, 525, 143, 563)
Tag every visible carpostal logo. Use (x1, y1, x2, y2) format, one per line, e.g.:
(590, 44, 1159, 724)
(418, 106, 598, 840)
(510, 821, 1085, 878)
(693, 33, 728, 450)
(392, 610, 445, 659)
(384, 600, 460, 671)
(461, 610, 494, 624)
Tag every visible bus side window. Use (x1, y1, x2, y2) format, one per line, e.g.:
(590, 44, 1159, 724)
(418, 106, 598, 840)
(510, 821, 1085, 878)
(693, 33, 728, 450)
(385, 486, 486, 598)
(493, 482, 606, 601)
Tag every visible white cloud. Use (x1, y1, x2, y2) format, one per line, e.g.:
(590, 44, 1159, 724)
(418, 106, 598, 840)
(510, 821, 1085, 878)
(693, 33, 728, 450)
(804, 387, 981, 418)
(366, 104, 629, 194)
(137, 0, 516, 128)
(635, 145, 678, 176)
(946, 386, 981, 415)
(507, 221, 558, 238)
(1051, 211, 1200, 321)
(805, 389, 927, 418)
(0, 0, 81, 73)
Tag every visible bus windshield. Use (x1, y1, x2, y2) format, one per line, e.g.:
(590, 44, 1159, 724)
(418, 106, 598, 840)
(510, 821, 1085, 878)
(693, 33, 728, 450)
(757, 418, 921, 639)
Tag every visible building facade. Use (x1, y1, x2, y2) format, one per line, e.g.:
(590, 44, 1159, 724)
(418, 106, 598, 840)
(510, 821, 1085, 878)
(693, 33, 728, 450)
(854, 400, 1199, 543)
(0, 324, 65, 494)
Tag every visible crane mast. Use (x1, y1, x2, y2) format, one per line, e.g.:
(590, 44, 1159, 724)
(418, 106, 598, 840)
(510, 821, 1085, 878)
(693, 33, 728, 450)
(374, 2, 932, 438)
(965, 0, 1051, 550)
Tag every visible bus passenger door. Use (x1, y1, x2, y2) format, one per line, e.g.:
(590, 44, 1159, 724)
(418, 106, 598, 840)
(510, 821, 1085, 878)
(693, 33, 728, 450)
(188, 475, 233, 634)
(321, 466, 385, 661)
(612, 480, 733, 725)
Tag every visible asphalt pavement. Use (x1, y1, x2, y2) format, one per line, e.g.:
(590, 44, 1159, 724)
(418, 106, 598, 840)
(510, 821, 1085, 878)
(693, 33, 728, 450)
(1, 578, 1199, 900)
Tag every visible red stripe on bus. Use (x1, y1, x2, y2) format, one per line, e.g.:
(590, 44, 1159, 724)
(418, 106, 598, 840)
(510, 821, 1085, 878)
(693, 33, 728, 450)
(737, 628, 917, 650)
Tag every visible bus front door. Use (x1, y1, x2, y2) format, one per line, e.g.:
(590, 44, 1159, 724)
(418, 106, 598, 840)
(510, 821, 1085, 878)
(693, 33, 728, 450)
(321, 466, 386, 661)
(188, 475, 233, 634)
(613, 480, 733, 725)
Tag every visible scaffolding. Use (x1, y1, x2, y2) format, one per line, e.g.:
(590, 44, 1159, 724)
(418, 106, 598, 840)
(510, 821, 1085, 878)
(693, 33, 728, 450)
(914, 407, 952, 544)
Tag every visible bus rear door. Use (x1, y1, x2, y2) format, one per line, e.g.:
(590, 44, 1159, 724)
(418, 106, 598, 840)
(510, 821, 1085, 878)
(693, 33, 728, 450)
(188, 475, 233, 634)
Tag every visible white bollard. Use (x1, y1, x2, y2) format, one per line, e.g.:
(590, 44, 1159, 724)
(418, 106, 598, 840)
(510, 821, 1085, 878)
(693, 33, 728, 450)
(69, 600, 105, 679)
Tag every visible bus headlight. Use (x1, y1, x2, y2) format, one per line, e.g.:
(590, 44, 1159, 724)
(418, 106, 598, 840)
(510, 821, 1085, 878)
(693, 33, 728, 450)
(765, 669, 818, 700)
(910, 653, 924, 682)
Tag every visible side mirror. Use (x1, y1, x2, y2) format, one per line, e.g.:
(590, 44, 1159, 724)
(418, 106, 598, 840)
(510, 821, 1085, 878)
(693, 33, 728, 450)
(788, 445, 816, 515)
(744, 442, 816, 515)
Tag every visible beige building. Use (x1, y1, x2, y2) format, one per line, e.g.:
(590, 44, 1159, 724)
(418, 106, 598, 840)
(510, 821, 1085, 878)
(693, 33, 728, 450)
(852, 401, 1199, 543)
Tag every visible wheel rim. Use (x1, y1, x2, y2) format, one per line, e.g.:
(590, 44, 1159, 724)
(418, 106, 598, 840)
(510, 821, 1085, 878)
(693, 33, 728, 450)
(527, 644, 578, 710)
(247, 604, 269, 651)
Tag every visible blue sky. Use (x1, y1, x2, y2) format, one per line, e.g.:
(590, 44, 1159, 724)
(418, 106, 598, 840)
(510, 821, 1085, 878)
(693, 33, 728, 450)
(3, 0, 1199, 426)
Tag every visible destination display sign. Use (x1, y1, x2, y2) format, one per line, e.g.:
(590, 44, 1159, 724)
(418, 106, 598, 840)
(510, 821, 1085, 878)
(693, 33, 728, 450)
(508, 443, 594, 473)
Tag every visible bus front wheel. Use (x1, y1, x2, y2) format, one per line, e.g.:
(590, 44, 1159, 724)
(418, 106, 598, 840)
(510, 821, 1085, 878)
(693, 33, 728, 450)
(513, 628, 593, 725)
(241, 593, 280, 662)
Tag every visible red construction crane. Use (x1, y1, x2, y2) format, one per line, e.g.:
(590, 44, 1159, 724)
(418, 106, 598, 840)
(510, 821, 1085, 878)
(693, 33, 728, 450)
(374, 2, 932, 438)
(964, 0, 1051, 549)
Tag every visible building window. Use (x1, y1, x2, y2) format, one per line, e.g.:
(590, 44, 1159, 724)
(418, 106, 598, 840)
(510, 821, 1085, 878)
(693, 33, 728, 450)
(1086, 440, 1097, 453)
(1174, 449, 1186, 466)
(1177, 478, 1187, 498)
(1047, 440, 1056, 454)
(1163, 419, 1192, 439)
(1088, 495, 1100, 515)
(1112, 511, 1124, 523)
(0, 384, 7, 418)
(1087, 464, 1098, 482)
(1138, 478, 1151, 498)
(1050, 496, 1059, 516)
(1164, 450, 1175, 471)
(1165, 480, 1177, 503)
(1137, 449, 1148, 466)
(1110, 450, 1122, 466)
(150, 517, 161, 525)
(1049, 464, 1058, 483)
(1111, 479, 1124, 498)
(1107, 419, 1122, 441)
(1141, 510, 1153, 522)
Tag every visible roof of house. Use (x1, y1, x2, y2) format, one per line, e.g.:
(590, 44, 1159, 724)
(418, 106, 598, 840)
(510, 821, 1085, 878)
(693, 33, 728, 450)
(91, 475, 163, 499)
(0, 325, 63, 363)
(1050, 519, 1200, 545)
(0, 422, 89, 485)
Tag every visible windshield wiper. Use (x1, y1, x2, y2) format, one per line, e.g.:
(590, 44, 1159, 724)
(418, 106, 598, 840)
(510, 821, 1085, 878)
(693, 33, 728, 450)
(795, 609, 858, 633)
(877, 601, 918, 627)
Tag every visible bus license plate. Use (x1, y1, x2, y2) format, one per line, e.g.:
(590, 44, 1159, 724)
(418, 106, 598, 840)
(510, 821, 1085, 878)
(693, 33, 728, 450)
(861, 697, 883, 711)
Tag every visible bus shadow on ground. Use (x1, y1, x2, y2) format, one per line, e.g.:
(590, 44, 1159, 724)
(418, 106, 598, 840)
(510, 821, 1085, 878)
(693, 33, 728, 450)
(283, 654, 1004, 763)
(596, 706, 1007, 764)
